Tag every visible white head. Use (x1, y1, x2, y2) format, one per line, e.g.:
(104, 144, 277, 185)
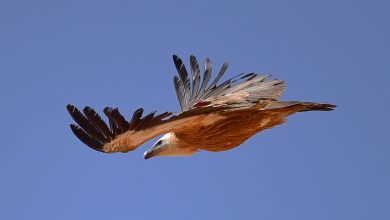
(143, 133, 197, 159)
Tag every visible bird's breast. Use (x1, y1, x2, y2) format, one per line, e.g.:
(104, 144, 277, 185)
(175, 110, 282, 152)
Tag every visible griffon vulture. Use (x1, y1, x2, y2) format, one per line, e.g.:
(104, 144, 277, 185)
(67, 55, 336, 159)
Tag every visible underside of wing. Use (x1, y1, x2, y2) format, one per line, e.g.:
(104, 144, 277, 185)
(172, 55, 285, 111)
(67, 104, 233, 153)
(67, 105, 174, 153)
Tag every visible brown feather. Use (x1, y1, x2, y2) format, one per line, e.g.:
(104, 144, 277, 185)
(67, 55, 336, 155)
(173, 101, 335, 152)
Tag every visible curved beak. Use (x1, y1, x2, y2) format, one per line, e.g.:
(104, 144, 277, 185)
(143, 149, 155, 160)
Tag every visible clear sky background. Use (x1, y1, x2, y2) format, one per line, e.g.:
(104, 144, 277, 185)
(1, 0, 389, 219)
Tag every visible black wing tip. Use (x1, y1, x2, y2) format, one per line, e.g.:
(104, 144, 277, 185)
(66, 104, 75, 112)
(68, 104, 169, 152)
(83, 106, 91, 111)
(135, 108, 144, 114)
(172, 54, 180, 60)
(102, 107, 111, 117)
(69, 124, 104, 152)
(67, 105, 109, 152)
(67, 104, 87, 116)
(69, 123, 77, 130)
(135, 111, 156, 130)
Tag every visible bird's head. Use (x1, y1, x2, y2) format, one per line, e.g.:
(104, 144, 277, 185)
(143, 132, 196, 159)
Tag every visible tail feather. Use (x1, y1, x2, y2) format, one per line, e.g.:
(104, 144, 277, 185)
(297, 102, 337, 112)
(265, 101, 337, 113)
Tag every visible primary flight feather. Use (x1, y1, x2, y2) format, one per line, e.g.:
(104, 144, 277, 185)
(67, 55, 336, 159)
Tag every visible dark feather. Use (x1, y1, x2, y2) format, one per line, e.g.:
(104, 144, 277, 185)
(197, 58, 212, 100)
(204, 79, 232, 99)
(241, 73, 255, 79)
(190, 55, 201, 101)
(70, 124, 104, 152)
(204, 62, 228, 96)
(145, 111, 173, 128)
(103, 107, 129, 132)
(173, 76, 186, 111)
(83, 106, 112, 140)
(128, 108, 143, 130)
(231, 73, 248, 83)
(173, 55, 191, 107)
(103, 107, 123, 136)
(298, 103, 337, 112)
(67, 105, 105, 144)
(108, 118, 119, 136)
(135, 111, 156, 130)
(245, 73, 257, 81)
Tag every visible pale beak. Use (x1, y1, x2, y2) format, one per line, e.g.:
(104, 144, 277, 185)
(143, 149, 155, 160)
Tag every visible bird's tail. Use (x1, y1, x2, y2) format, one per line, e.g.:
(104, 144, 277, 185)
(264, 101, 337, 113)
(295, 102, 337, 112)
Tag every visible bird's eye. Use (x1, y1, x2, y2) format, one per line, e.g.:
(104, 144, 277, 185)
(156, 140, 162, 146)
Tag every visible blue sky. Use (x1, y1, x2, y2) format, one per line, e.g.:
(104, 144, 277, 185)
(1, 0, 389, 219)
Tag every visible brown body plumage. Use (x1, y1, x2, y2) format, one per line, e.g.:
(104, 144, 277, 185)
(66, 55, 336, 159)
(170, 101, 333, 152)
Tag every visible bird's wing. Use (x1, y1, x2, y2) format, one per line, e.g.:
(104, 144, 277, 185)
(68, 55, 287, 153)
(172, 55, 285, 111)
(67, 104, 230, 153)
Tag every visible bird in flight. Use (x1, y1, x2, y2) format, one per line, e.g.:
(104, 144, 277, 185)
(67, 55, 336, 159)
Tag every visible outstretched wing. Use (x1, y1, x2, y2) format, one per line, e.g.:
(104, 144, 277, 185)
(172, 55, 285, 111)
(68, 55, 287, 153)
(67, 104, 229, 153)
